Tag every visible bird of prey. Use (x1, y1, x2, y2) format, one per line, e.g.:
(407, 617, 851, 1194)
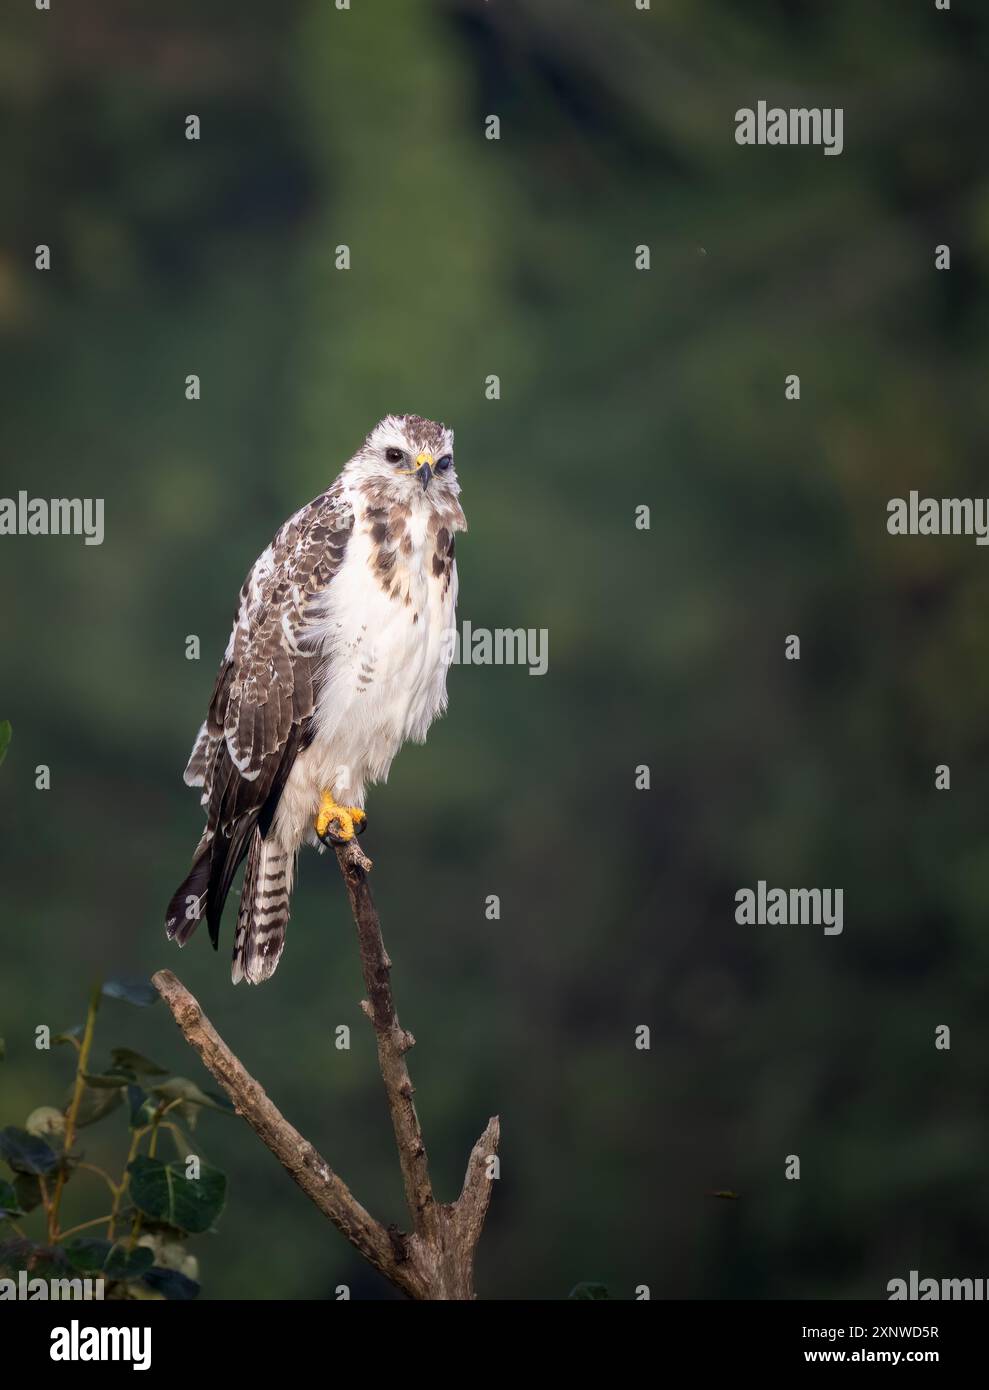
(165, 414, 465, 984)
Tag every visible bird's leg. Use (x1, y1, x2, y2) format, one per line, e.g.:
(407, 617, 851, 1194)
(315, 790, 367, 846)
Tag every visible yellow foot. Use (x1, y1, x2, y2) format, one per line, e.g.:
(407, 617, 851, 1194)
(315, 792, 367, 845)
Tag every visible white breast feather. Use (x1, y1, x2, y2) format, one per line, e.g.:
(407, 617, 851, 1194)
(271, 486, 457, 853)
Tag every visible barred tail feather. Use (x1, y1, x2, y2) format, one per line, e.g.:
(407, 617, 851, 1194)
(231, 831, 292, 985)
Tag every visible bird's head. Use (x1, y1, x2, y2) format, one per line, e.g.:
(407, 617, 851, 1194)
(351, 414, 458, 502)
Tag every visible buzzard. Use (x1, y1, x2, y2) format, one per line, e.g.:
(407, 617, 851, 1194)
(165, 414, 465, 984)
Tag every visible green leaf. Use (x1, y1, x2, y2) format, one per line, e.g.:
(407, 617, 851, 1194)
(53, 1026, 83, 1047)
(0, 720, 11, 767)
(70, 1084, 124, 1129)
(568, 1281, 611, 1300)
(19, 1245, 70, 1278)
(114, 1209, 185, 1242)
(80, 1071, 132, 1089)
(110, 1048, 168, 1077)
(127, 1085, 155, 1128)
(12, 1174, 43, 1213)
(141, 1266, 200, 1300)
(166, 1125, 199, 1162)
(0, 1240, 70, 1278)
(102, 978, 159, 1007)
(0, 1127, 59, 1175)
(0, 1180, 25, 1219)
(127, 1156, 226, 1234)
(150, 1077, 235, 1115)
(0, 1237, 38, 1273)
(64, 1237, 154, 1281)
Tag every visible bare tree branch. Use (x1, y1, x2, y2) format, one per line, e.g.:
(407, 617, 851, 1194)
(153, 839, 499, 1299)
(151, 967, 427, 1298)
(334, 839, 438, 1243)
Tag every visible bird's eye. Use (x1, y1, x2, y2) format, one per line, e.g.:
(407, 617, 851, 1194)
(435, 455, 452, 472)
(385, 447, 404, 464)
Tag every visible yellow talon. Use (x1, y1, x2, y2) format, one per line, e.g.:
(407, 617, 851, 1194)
(315, 792, 367, 844)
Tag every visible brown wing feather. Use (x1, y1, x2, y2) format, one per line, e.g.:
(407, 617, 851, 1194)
(167, 482, 354, 949)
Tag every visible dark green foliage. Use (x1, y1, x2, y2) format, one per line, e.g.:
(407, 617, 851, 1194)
(64, 1237, 154, 1281)
(0, 1181, 25, 1220)
(0, 982, 230, 1299)
(140, 1266, 200, 1300)
(127, 1156, 226, 1234)
(0, 1129, 59, 1176)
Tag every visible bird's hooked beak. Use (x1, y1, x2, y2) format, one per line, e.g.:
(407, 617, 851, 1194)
(414, 450, 434, 490)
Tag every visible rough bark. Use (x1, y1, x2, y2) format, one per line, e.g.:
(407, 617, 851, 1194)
(153, 839, 498, 1300)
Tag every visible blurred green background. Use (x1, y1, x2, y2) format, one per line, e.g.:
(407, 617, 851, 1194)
(2, 0, 989, 1299)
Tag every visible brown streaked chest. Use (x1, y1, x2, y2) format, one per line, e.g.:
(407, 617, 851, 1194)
(360, 493, 462, 613)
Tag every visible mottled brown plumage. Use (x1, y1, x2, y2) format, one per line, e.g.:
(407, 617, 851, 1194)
(166, 414, 466, 984)
(166, 480, 355, 955)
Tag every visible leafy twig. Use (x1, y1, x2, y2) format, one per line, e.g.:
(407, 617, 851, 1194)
(75, 1162, 119, 1199)
(58, 1213, 114, 1241)
(48, 983, 101, 1241)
